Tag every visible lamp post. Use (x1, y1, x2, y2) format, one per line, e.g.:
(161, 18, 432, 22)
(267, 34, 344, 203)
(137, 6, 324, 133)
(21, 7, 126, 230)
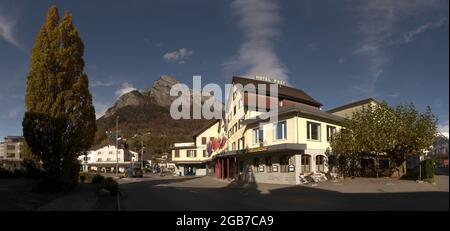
(115, 116, 119, 176)
(133, 132, 151, 170)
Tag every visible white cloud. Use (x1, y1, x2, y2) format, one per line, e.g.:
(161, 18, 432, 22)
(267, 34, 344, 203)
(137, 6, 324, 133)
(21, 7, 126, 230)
(352, 0, 447, 96)
(163, 48, 193, 64)
(0, 7, 24, 52)
(223, 0, 288, 82)
(438, 121, 449, 138)
(115, 82, 136, 98)
(387, 92, 400, 97)
(91, 80, 116, 87)
(394, 18, 448, 44)
(338, 58, 345, 63)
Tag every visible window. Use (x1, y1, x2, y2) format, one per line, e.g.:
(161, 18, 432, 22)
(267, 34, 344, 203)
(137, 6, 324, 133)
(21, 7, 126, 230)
(175, 150, 180, 158)
(252, 128, 264, 144)
(6, 145, 15, 150)
(232, 142, 236, 151)
(203, 150, 207, 157)
(265, 157, 273, 173)
(202, 137, 207, 145)
(301, 155, 311, 172)
(307, 122, 321, 141)
(326, 126, 336, 141)
(238, 137, 244, 150)
(233, 106, 236, 115)
(117, 158, 120, 161)
(316, 155, 325, 172)
(274, 121, 287, 140)
(97, 158, 102, 162)
(109, 151, 113, 155)
(280, 155, 290, 172)
(6, 153, 15, 158)
(107, 158, 111, 161)
(187, 150, 197, 158)
(97, 151, 102, 155)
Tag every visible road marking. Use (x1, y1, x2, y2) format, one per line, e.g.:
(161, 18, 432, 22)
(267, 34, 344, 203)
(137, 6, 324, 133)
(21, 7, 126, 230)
(189, 190, 199, 194)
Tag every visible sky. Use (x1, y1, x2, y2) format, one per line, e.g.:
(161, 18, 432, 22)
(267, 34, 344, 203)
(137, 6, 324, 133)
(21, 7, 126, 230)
(0, 0, 449, 139)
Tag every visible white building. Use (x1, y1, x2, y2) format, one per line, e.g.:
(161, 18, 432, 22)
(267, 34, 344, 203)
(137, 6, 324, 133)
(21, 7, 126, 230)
(78, 145, 138, 173)
(172, 76, 379, 184)
(0, 136, 25, 169)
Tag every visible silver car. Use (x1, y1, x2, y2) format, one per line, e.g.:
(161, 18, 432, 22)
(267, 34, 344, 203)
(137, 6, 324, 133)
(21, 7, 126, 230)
(124, 167, 143, 178)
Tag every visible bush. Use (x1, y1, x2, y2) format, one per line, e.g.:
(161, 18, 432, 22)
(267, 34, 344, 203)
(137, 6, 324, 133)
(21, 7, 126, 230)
(97, 177, 118, 196)
(91, 174, 105, 184)
(0, 168, 15, 178)
(24, 160, 43, 179)
(79, 174, 86, 183)
(421, 159, 435, 179)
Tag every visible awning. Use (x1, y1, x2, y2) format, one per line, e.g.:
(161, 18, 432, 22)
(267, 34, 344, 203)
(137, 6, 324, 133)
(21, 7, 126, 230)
(212, 143, 307, 159)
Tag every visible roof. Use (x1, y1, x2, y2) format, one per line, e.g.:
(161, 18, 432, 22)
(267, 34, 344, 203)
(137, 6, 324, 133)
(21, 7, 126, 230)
(232, 76, 322, 107)
(327, 98, 381, 113)
(242, 105, 344, 126)
(191, 119, 220, 139)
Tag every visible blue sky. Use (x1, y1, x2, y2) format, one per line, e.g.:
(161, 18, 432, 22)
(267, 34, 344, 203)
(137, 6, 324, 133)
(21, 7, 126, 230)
(0, 0, 448, 139)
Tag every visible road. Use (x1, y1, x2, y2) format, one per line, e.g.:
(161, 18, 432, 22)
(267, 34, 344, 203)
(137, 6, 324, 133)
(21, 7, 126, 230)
(117, 171, 449, 211)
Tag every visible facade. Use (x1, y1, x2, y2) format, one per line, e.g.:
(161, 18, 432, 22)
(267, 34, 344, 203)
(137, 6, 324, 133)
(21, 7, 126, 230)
(78, 145, 138, 173)
(327, 98, 381, 118)
(208, 76, 343, 184)
(171, 76, 355, 184)
(171, 120, 220, 176)
(0, 136, 25, 169)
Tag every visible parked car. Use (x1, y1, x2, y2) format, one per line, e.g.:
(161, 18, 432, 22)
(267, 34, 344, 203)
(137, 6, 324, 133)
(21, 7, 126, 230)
(124, 167, 143, 178)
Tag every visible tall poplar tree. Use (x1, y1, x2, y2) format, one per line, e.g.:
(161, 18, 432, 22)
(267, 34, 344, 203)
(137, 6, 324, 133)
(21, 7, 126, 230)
(23, 6, 96, 188)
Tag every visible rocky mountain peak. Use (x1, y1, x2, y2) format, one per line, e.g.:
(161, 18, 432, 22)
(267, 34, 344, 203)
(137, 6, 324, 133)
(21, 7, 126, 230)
(104, 90, 146, 118)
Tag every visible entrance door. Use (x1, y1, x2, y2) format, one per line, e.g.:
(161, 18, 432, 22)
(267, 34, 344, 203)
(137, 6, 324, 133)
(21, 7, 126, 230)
(185, 166, 197, 176)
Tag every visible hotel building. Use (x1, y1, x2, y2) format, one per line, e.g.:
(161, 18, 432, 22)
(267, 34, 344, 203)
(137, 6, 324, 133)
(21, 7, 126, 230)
(78, 145, 138, 173)
(172, 76, 376, 185)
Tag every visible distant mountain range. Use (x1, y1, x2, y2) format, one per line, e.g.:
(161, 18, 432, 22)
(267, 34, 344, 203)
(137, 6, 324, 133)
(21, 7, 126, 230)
(94, 75, 222, 159)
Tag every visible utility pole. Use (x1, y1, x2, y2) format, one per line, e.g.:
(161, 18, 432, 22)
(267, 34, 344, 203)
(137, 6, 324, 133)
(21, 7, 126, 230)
(116, 116, 119, 175)
(141, 136, 144, 170)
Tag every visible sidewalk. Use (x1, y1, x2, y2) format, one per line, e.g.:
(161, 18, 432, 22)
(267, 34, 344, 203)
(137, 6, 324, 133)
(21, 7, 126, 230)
(36, 183, 115, 211)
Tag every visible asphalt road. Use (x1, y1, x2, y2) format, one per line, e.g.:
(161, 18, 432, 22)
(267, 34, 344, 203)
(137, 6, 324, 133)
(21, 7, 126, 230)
(117, 172, 449, 211)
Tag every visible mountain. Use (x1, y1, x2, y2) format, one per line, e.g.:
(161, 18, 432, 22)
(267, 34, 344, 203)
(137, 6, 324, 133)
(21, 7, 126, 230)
(95, 75, 222, 160)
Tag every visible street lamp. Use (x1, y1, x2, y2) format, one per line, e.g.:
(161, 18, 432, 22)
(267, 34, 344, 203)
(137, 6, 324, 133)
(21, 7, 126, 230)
(115, 116, 119, 175)
(133, 132, 151, 170)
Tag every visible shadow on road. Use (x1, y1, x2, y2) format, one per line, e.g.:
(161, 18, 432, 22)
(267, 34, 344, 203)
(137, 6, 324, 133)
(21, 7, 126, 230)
(117, 176, 449, 211)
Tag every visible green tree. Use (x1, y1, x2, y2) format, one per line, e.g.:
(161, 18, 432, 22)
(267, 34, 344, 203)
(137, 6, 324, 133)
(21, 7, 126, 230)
(23, 6, 96, 189)
(330, 102, 437, 178)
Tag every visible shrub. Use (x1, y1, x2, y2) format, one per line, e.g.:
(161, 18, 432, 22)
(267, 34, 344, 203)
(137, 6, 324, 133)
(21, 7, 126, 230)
(24, 160, 43, 179)
(97, 177, 118, 196)
(421, 159, 435, 179)
(91, 174, 105, 184)
(79, 174, 86, 183)
(0, 168, 15, 178)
